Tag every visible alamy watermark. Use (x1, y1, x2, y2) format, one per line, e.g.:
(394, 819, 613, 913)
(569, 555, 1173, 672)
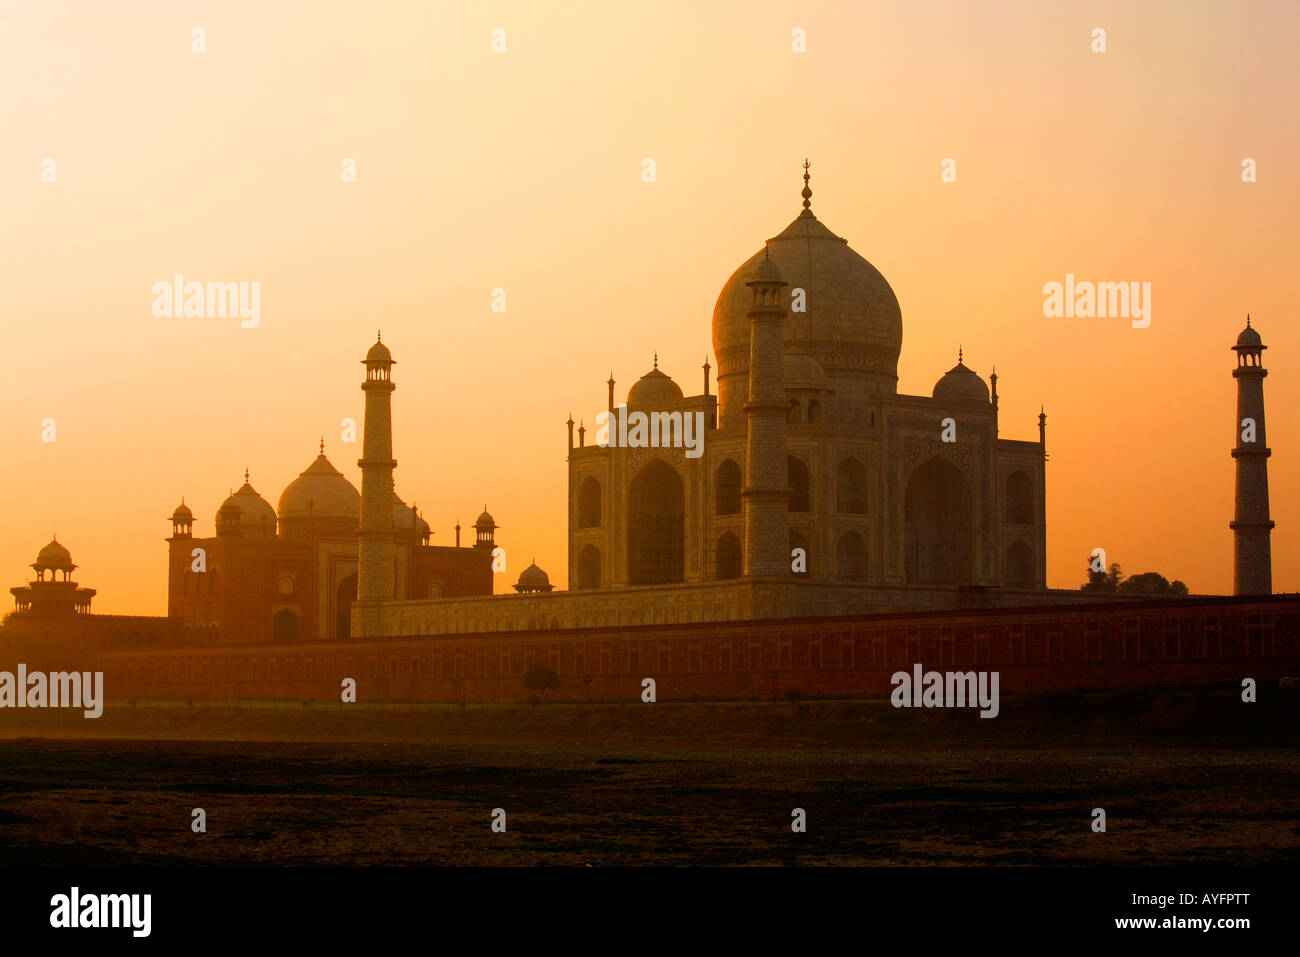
(890, 663, 1000, 718)
(50, 887, 150, 937)
(152, 274, 260, 328)
(1042, 273, 1151, 328)
(596, 404, 704, 459)
(0, 664, 103, 718)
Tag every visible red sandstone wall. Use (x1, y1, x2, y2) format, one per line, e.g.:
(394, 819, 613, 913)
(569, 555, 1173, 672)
(81, 595, 1300, 704)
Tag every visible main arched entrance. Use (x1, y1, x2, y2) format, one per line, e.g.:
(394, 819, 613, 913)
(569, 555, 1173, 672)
(628, 459, 685, 585)
(904, 457, 973, 584)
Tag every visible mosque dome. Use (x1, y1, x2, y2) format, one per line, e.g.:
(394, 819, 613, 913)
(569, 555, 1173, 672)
(1236, 323, 1262, 349)
(34, 538, 73, 571)
(513, 561, 554, 593)
(627, 360, 684, 407)
(170, 501, 193, 524)
(475, 508, 496, 529)
(932, 359, 990, 405)
(217, 474, 277, 536)
(278, 449, 360, 524)
(365, 337, 393, 364)
(712, 171, 903, 410)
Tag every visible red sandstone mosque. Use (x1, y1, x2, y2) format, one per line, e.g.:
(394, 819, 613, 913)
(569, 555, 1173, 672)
(164, 440, 497, 644)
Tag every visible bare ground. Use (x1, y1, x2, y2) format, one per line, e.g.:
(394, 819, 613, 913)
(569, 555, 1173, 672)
(1, 689, 1297, 866)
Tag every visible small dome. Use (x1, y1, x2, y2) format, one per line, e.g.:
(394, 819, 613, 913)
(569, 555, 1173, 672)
(513, 561, 554, 593)
(475, 508, 496, 529)
(933, 361, 990, 404)
(627, 364, 684, 407)
(278, 452, 360, 524)
(171, 501, 193, 523)
(365, 336, 393, 364)
(34, 538, 73, 570)
(518, 562, 549, 587)
(752, 254, 783, 282)
(217, 476, 277, 536)
(1236, 325, 1262, 348)
(783, 351, 826, 392)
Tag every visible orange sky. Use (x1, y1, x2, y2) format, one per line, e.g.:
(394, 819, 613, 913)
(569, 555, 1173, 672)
(2, 0, 1297, 614)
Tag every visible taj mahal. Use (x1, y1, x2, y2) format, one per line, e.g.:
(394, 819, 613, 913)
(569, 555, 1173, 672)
(349, 166, 1066, 641)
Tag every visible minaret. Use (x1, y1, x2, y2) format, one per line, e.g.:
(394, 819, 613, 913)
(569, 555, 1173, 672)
(357, 333, 397, 626)
(1231, 316, 1274, 595)
(742, 246, 790, 577)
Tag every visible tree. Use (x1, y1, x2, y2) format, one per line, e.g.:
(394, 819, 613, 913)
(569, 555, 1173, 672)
(1119, 571, 1190, 596)
(1081, 560, 1122, 593)
(522, 664, 561, 700)
(1080, 558, 1190, 596)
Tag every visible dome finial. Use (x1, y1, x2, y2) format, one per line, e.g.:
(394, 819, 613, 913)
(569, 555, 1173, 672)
(319, 435, 325, 454)
(245, 467, 250, 483)
(958, 345, 963, 364)
(1247, 313, 1252, 328)
(376, 329, 382, 342)
(653, 352, 658, 370)
(801, 158, 812, 211)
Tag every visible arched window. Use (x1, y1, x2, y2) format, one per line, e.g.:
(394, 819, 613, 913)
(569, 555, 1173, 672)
(277, 574, 294, 596)
(787, 400, 801, 423)
(787, 456, 810, 513)
(836, 458, 868, 513)
(714, 458, 741, 515)
(272, 609, 300, 641)
(807, 400, 821, 423)
(578, 544, 601, 590)
(578, 475, 602, 528)
(715, 532, 742, 580)
(428, 581, 443, 599)
(1006, 470, 1033, 525)
(836, 532, 868, 581)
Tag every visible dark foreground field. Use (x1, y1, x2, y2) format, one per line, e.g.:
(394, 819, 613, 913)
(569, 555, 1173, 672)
(2, 689, 1298, 865)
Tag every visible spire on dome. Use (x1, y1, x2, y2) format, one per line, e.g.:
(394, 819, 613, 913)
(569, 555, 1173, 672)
(801, 158, 812, 212)
(653, 352, 658, 370)
(320, 436, 325, 455)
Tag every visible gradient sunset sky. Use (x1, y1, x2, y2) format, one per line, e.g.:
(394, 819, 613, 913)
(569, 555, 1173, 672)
(2, 0, 1296, 613)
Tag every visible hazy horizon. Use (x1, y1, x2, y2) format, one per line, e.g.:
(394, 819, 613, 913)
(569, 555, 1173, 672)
(3, 0, 1297, 613)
